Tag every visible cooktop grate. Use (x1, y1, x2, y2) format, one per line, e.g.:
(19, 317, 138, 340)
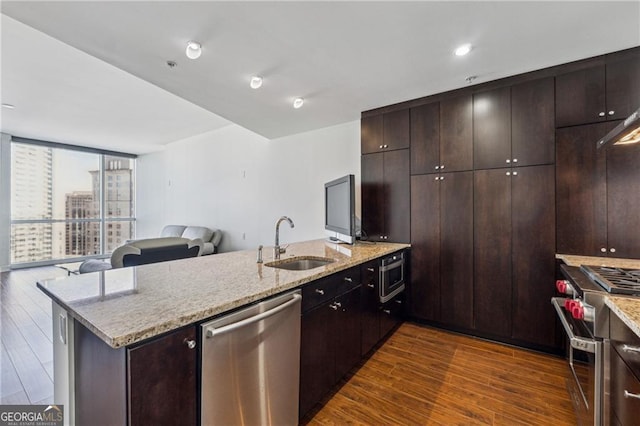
(580, 266, 640, 295)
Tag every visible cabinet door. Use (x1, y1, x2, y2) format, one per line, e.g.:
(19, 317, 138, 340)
(606, 55, 640, 121)
(474, 168, 512, 338)
(556, 66, 606, 127)
(383, 109, 410, 151)
(607, 143, 640, 259)
(334, 286, 362, 382)
(511, 165, 557, 347)
(439, 171, 473, 329)
(410, 102, 440, 175)
(440, 95, 473, 172)
(556, 123, 614, 256)
(409, 174, 440, 321)
(361, 153, 385, 241)
(384, 149, 411, 243)
(361, 115, 383, 154)
(511, 77, 555, 167)
(128, 326, 197, 426)
(380, 293, 404, 338)
(361, 260, 380, 355)
(474, 87, 512, 169)
(300, 303, 335, 418)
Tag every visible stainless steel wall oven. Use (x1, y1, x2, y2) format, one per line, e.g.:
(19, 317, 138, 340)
(379, 251, 405, 303)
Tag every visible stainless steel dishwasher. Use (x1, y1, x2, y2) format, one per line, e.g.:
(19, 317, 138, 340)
(201, 290, 301, 425)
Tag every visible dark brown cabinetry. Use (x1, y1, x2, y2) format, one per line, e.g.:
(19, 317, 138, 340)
(74, 323, 197, 426)
(557, 122, 640, 258)
(410, 96, 473, 175)
(556, 55, 640, 128)
(474, 78, 555, 170)
(129, 326, 197, 425)
(299, 267, 361, 418)
(474, 87, 512, 170)
(474, 165, 556, 343)
(609, 313, 640, 425)
(361, 149, 410, 243)
(409, 172, 473, 328)
(361, 109, 409, 154)
(360, 259, 381, 355)
(380, 292, 405, 338)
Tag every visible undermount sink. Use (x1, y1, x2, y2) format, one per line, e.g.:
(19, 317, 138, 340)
(265, 256, 336, 271)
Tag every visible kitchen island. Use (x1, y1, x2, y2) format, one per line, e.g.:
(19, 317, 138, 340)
(38, 239, 409, 425)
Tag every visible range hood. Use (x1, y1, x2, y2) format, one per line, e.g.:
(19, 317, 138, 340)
(597, 107, 640, 150)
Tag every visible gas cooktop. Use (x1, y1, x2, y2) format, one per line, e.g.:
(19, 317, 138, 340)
(580, 265, 640, 296)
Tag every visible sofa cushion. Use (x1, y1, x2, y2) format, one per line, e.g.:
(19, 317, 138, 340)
(182, 226, 214, 243)
(161, 225, 187, 238)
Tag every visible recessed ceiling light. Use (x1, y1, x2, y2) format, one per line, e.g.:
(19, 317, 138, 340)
(455, 44, 472, 56)
(250, 76, 263, 89)
(185, 41, 202, 59)
(293, 98, 304, 109)
(2, 103, 15, 109)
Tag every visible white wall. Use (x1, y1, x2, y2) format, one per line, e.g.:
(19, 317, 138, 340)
(136, 120, 361, 253)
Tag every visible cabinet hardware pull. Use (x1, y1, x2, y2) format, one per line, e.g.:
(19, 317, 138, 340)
(440, 165, 444, 169)
(184, 339, 196, 349)
(379, 145, 383, 149)
(330, 303, 338, 310)
(315, 289, 325, 295)
(383, 309, 391, 314)
(610, 248, 616, 253)
(624, 390, 640, 400)
(439, 176, 445, 181)
(367, 267, 375, 272)
(608, 110, 615, 116)
(367, 284, 375, 288)
(435, 166, 440, 170)
(622, 344, 640, 354)
(344, 277, 353, 283)
(506, 171, 511, 176)
(599, 111, 606, 117)
(601, 248, 607, 253)
(435, 176, 439, 181)
(506, 159, 511, 163)
(512, 158, 518, 163)
(395, 300, 402, 304)
(513, 171, 518, 176)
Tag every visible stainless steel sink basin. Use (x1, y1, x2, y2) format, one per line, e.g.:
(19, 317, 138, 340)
(265, 256, 335, 271)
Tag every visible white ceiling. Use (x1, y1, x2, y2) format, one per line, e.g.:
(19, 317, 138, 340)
(1, 1, 639, 154)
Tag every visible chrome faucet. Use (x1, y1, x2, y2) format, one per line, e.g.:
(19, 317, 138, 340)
(274, 216, 295, 260)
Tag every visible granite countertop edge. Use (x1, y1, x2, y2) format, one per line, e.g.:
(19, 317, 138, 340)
(605, 296, 640, 339)
(38, 240, 410, 349)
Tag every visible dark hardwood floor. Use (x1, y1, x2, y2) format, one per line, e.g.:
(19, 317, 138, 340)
(1, 266, 66, 404)
(2, 268, 575, 424)
(304, 323, 576, 425)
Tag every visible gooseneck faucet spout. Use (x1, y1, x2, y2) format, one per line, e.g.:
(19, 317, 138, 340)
(274, 216, 295, 260)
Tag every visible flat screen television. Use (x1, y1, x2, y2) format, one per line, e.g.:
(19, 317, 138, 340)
(324, 174, 356, 244)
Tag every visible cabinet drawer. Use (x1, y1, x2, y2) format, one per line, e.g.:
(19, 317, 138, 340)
(610, 312, 640, 379)
(610, 346, 640, 425)
(335, 267, 361, 294)
(301, 276, 337, 313)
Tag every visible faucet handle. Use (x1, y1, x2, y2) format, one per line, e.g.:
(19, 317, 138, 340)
(278, 244, 289, 254)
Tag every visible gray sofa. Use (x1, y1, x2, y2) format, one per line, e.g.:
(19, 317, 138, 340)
(160, 225, 222, 255)
(78, 237, 204, 273)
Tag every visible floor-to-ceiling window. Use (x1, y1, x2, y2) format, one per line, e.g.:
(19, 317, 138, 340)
(9, 139, 135, 266)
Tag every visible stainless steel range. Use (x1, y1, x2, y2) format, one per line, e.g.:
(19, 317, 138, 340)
(552, 263, 640, 426)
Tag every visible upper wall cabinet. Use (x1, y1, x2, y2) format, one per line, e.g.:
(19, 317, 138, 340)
(556, 55, 640, 128)
(474, 78, 555, 170)
(473, 86, 511, 170)
(410, 96, 473, 175)
(361, 109, 410, 154)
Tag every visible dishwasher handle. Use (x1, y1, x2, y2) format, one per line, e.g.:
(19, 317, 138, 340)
(205, 293, 301, 338)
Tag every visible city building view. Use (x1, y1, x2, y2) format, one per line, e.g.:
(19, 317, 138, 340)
(10, 143, 134, 265)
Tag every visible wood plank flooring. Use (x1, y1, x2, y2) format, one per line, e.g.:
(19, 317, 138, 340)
(1, 266, 66, 405)
(304, 323, 576, 425)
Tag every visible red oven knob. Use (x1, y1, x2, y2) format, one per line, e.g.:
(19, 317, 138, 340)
(556, 280, 567, 293)
(572, 304, 585, 320)
(564, 299, 576, 311)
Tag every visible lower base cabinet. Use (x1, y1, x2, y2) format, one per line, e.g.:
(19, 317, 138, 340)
(299, 268, 362, 418)
(380, 292, 405, 338)
(609, 313, 640, 425)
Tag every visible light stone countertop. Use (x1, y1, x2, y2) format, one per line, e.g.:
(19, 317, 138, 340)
(556, 253, 640, 269)
(38, 239, 409, 349)
(606, 296, 640, 338)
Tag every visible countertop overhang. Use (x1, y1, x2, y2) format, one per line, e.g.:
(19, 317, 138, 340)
(38, 239, 409, 349)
